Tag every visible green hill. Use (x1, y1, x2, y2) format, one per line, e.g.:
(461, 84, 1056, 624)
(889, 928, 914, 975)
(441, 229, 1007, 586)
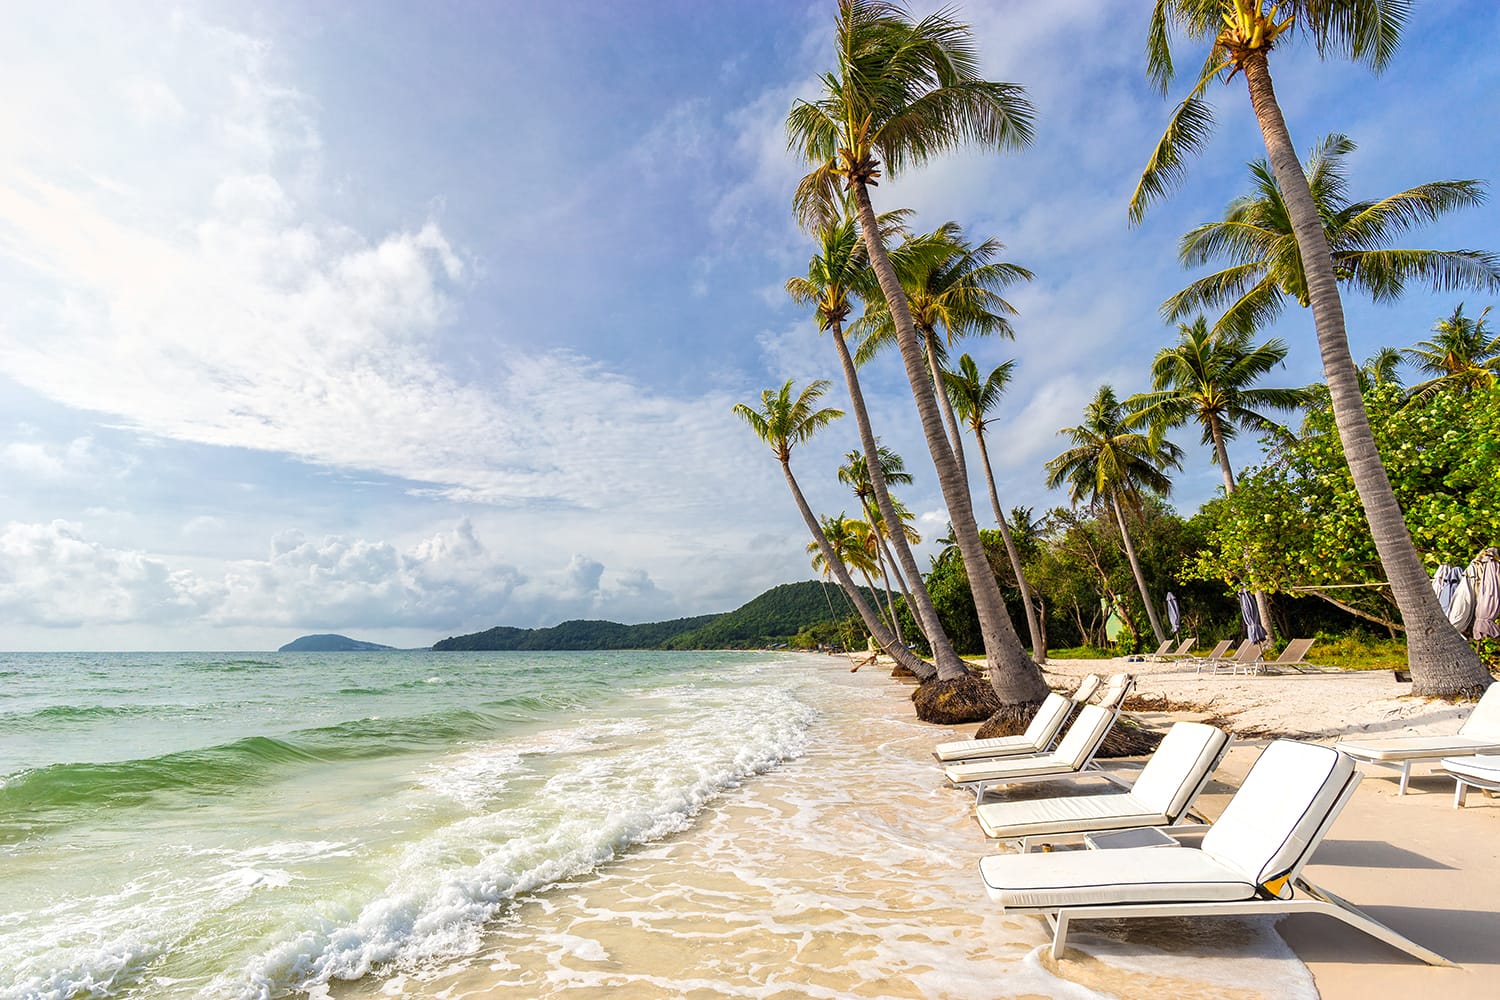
(432, 615, 720, 651)
(662, 581, 880, 649)
(430, 580, 885, 651)
(278, 633, 396, 652)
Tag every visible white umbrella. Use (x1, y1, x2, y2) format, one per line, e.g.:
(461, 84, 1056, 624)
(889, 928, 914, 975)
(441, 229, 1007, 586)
(1166, 592, 1182, 636)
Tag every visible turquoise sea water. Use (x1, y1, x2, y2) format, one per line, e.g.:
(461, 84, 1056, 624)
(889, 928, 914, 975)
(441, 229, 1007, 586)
(0, 649, 817, 1000)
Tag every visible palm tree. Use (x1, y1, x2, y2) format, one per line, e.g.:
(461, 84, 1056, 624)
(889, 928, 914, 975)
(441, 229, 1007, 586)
(786, 214, 971, 681)
(1126, 317, 1306, 637)
(734, 379, 933, 679)
(1405, 304, 1499, 403)
(1128, 318, 1305, 494)
(1361, 346, 1405, 388)
(855, 222, 1033, 485)
(1163, 134, 1500, 334)
(787, 0, 1047, 706)
(1046, 385, 1184, 645)
(943, 353, 1046, 661)
(1131, 0, 1490, 695)
(807, 513, 888, 631)
(838, 447, 922, 645)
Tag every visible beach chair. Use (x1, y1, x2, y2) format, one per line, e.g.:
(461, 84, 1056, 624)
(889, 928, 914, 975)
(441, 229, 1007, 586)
(1140, 638, 1175, 661)
(1256, 637, 1317, 673)
(975, 722, 1231, 848)
(1335, 684, 1500, 794)
(943, 700, 1128, 802)
(932, 675, 1104, 764)
(1204, 641, 1262, 676)
(1441, 755, 1500, 808)
(978, 740, 1454, 966)
(1152, 638, 1200, 659)
(1188, 640, 1233, 674)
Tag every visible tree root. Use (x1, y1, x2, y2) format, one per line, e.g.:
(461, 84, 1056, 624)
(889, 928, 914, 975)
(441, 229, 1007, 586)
(911, 675, 1001, 724)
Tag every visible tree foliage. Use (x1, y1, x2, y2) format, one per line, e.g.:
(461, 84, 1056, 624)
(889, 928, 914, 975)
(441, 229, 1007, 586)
(1191, 382, 1500, 628)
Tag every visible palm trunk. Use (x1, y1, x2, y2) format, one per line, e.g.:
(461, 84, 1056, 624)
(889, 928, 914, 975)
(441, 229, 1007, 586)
(1211, 416, 1273, 641)
(852, 182, 1047, 703)
(870, 540, 904, 643)
(926, 337, 970, 486)
(1242, 52, 1488, 695)
(829, 321, 970, 680)
(877, 532, 927, 643)
(973, 426, 1047, 661)
(1112, 494, 1167, 644)
(780, 458, 934, 680)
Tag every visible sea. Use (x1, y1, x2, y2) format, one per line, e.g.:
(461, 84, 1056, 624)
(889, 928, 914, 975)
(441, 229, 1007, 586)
(0, 649, 1316, 1000)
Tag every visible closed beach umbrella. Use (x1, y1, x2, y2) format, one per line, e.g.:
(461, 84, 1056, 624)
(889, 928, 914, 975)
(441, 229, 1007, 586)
(1238, 590, 1268, 645)
(1471, 549, 1500, 639)
(1166, 591, 1182, 636)
(1432, 564, 1461, 614)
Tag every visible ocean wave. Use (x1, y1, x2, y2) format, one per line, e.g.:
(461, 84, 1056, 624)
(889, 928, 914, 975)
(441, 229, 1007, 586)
(220, 686, 817, 998)
(0, 707, 514, 840)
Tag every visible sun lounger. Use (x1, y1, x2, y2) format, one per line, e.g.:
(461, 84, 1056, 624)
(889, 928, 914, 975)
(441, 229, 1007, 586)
(1441, 754, 1500, 808)
(978, 740, 1454, 966)
(1149, 637, 1195, 662)
(975, 722, 1231, 848)
(1141, 638, 1175, 660)
(1335, 684, 1500, 794)
(943, 701, 1126, 802)
(1201, 641, 1262, 676)
(1188, 640, 1233, 673)
(932, 675, 1105, 764)
(1258, 637, 1317, 673)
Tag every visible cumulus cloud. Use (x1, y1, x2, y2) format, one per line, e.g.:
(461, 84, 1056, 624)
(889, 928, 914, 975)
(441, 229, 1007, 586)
(0, 516, 689, 634)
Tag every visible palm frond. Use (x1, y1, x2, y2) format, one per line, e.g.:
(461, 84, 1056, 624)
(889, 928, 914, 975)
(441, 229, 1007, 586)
(1130, 95, 1216, 225)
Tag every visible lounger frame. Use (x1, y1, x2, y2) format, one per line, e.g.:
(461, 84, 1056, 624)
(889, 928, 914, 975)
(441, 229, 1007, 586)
(991, 762, 1456, 968)
(1025, 874, 1453, 965)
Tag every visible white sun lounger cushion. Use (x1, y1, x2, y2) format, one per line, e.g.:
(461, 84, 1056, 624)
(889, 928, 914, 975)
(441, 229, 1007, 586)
(980, 844, 1257, 907)
(932, 693, 1072, 762)
(973, 722, 1228, 839)
(977, 792, 1169, 839)
(1334, 735, 1500, 761)
(944, 705, 1114, 784)
(982, 741, 1356, 907)
(1441, 754, 1500, 784)
(1336, 684, 1500, 760)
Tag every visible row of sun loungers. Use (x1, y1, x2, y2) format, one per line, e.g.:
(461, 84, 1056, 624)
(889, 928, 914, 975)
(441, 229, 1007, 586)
(928, 672, 1500, 969)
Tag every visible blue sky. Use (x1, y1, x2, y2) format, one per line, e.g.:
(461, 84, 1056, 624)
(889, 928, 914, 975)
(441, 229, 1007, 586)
(1, 1, 1496, 651)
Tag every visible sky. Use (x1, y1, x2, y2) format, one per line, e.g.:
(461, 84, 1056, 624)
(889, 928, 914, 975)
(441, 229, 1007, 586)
(1, 1, 1497, 651)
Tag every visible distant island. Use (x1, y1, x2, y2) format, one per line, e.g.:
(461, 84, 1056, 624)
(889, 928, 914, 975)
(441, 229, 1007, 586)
(279, 633, 397, 652)
(432, 581, 885, 651)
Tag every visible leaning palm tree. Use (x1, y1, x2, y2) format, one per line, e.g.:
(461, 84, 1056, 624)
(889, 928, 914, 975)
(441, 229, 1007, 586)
(1404, 303, 1499, 404)
(943, 353, 1046, 661)
(786, 213, 971, 681)
(807, 513, 889, 632)
(1046, 385, 1184, 646)
(838, 447, 921, 645)
(1131, 0, 1490, 695)
(787, 0, 1048, 707)
(855, 222, 1033, 485)
(1126, 317, 1306, 637)
(734, 380, 933, 680)
(1164, 134, 1500, 334)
